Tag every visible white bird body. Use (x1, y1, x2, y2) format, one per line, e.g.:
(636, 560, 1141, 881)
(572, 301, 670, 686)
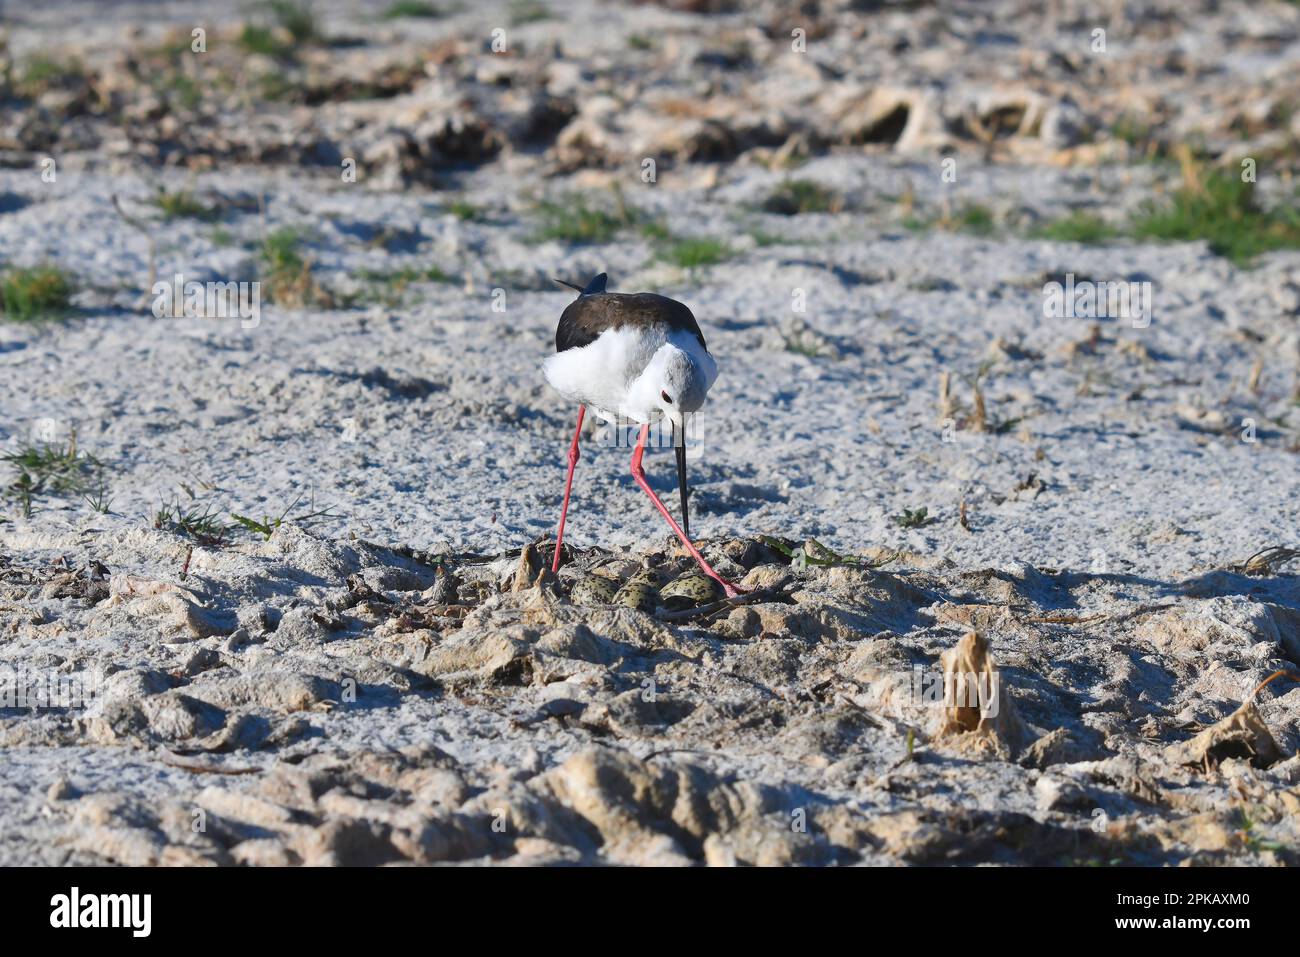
(542, 326, 717, 425)
(541, 272, 741, 597)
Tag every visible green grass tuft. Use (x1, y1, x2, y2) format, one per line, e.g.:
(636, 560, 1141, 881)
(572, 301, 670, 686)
(892, 506, 933, 529)
(261, 228, 326, 307)
(154, 500, 231, 545)
(1, 266, 74, 323)
(638, 219, 673, 243)
(14, 55, 86, 97)
(154, 188, 217, 221)
(534, 198, 630, 244)
(382, 0, 443, 17)
(239, 24, 289, 56)
(658, 237, 732, 269)
(262, 228, 305, 269)
(231, 491, 336, 540)
(356, 263, 455, 306)
(952, 204, 996, 236)
(900, 204, 996, 236)
(239, 0, 319, 59)
(1032, 212, 1119, 244)
(1109, 113, 1166, 159)
(83, 472, 113, 514)
(2, 430, 102, 517)
(268, 0, 319, 43)
(448, 199, 481, 221)
(1131, 168, 1300, 266)
(159, 71, 203, 110)
(256, 72, 302, 101)
(510, 0, 552, 23)
(762, 179, 842, 216)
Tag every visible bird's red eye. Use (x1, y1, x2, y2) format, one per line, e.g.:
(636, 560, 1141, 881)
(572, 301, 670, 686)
(661, 391, 673, 404)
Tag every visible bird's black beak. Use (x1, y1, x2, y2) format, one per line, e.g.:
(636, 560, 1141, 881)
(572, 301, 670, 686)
(674, 419, 690, 538)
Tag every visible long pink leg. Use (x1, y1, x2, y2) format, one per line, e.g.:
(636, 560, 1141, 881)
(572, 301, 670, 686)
(629, 423, 743, 598)
(551, 406, 586, 572)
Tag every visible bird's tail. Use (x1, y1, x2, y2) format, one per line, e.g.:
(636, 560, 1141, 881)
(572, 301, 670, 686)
(553, 273, 608, 296)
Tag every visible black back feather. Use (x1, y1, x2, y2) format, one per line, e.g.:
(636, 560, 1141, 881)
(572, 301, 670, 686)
(555, 291, 707, 354)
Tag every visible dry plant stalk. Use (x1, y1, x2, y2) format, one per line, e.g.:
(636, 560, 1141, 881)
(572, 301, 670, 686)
(1233, 545, 1300, 576)
(898, 184, 915, 218)
(1248, 357, 1264, 394)
(270, 261, 325, 310)
(968, 381, 988, 433)
(111, 194, 158, 311)
(936, 630, 1028, 757)
(766, 133, 801, 171)
(966, 110, 994, 145)
(1251, 669, 1300, 699)
(1165, 698, 1282, 770)
(512, 542, 543, 592)
(1174, 143, 1204, 197)
(937, 371, 957, 423)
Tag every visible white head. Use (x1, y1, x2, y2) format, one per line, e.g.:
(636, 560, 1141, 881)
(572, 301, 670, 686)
(629, 344, 715, 426)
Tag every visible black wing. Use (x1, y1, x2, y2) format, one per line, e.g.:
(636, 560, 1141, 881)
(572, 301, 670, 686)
(555, 297, 604, 352)
(554, 290, 706, 354)
(638, 293, 707, 352)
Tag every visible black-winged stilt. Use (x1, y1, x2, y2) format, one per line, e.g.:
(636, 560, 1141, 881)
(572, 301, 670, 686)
(543, 273, 742, 598)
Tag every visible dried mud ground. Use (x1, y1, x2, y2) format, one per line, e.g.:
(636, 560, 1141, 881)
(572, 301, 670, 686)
(2, 0, 1300, 865)
(1, 158, 1299, 866)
